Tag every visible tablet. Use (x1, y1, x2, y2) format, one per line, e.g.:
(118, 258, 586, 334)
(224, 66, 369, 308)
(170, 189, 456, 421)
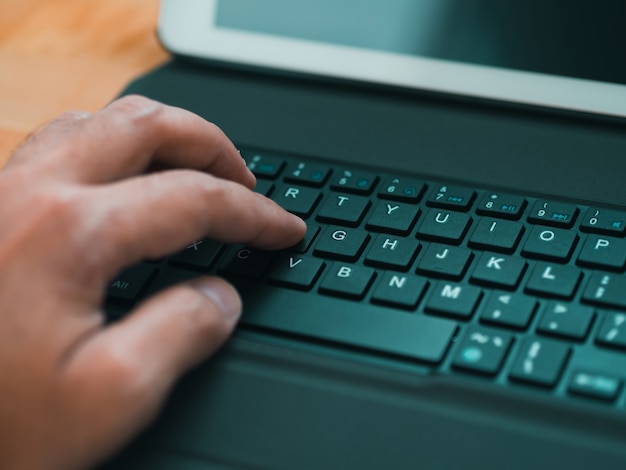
(158, 0, 626, 118)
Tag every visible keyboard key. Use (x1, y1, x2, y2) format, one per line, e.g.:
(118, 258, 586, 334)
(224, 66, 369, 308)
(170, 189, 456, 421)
(378, 176, 425, 202)
(284, 161, 331, 186)
(582, 273, 626, 310)
(476, 192, 526, 220)
(452, 327, 513, 376)
(479, 292, 537, 330)
(425, 282, 482, 319)
(331, 169, 378, 195)
(536, 302, 594, 341)
(220, 246, 273, 278)
(596, 312, 626, 351)
(272, 184, 322, 218)
(253, 179, 274, 196)
(107, 263, 156, 303)
(319, 262, 375, 300)
(426, 184, 475, 211)
(364, 234, 420, 271)
(468, 217, 524, 253)
(240, 287, 457, 364)
(244, 152, 285, 178)
(316, 193, 370, 227)
(577, 235, 626, 271)
(580, 207, 626, 235)
(416, 243, 473, 280)
(525, 262, 582, 299)
(568, 370, 622, 402)
(416, 209, 472, 244)
(168, 239, 223, 271)
(267, 254, 325, 290)
(365, 200, 420, 235)
(509, 338, 571, 388)
(470, 253, 527, 289)
(528, 200, 579, 228)
(521, 225, 578, 262)
(314, 226, 370, 261)
(371, 272, 428, 309)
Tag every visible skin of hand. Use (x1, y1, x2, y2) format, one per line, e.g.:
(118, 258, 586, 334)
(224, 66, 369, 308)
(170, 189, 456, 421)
(0, 95, 306, 470)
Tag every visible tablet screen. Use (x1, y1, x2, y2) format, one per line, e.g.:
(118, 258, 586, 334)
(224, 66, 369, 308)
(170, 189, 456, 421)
(159, 0, 626, 117)
(216, 0, 626, 86)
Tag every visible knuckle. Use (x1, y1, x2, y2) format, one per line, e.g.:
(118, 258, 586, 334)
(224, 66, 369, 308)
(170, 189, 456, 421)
(172, 171, 230, 213)
(109, 94, 160, 115)
(52, 110, 91, 126)
(108, 95, 164, 127)
(107, 95, 175, 143)
(34, 188, 83, 226)
(204, 177, 229, 201)
(198, 175, 233, 205)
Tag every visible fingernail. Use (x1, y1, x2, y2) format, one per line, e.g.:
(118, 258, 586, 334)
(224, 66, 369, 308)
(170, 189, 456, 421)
(193, 277, 242, 320)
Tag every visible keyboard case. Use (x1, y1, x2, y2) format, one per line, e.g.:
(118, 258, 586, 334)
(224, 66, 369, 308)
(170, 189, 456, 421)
(102, 60, 626, 469)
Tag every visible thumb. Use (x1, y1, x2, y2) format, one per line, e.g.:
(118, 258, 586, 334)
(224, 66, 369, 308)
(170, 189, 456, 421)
(57, 277, 241, 467)
(98, 276, 242, 385)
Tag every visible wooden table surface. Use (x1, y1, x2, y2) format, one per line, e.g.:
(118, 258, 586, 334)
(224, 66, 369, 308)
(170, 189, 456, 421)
(0, 0, 170, 166)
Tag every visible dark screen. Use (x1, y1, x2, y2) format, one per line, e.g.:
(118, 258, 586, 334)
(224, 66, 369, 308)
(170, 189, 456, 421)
(216, 0, 626, 85)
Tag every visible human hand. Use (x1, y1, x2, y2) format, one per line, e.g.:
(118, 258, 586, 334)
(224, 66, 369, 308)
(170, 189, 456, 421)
(0, 95, 306, 470)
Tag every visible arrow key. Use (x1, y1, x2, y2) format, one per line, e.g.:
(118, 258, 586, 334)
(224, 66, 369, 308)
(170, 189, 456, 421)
(596, 312, 626, 351)
(537, 302, 595, 341)
(509, 338, 571, 388)
(479, 291, 537, 330)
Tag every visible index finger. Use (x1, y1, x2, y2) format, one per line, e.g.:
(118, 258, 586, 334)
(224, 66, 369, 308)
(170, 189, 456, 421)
(16, 95, 256, 188)
(84, 169, 306, 281)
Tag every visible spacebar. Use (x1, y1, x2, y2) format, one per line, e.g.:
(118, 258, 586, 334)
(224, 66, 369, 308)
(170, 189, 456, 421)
(239, 287, 458, 364)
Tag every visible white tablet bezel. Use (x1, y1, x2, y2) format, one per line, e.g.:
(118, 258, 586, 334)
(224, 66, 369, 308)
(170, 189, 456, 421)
(158, 0, 626, 118)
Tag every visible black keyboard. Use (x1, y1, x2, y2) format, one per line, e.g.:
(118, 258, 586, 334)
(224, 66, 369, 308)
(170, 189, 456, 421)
(106, 147, 626, 408)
